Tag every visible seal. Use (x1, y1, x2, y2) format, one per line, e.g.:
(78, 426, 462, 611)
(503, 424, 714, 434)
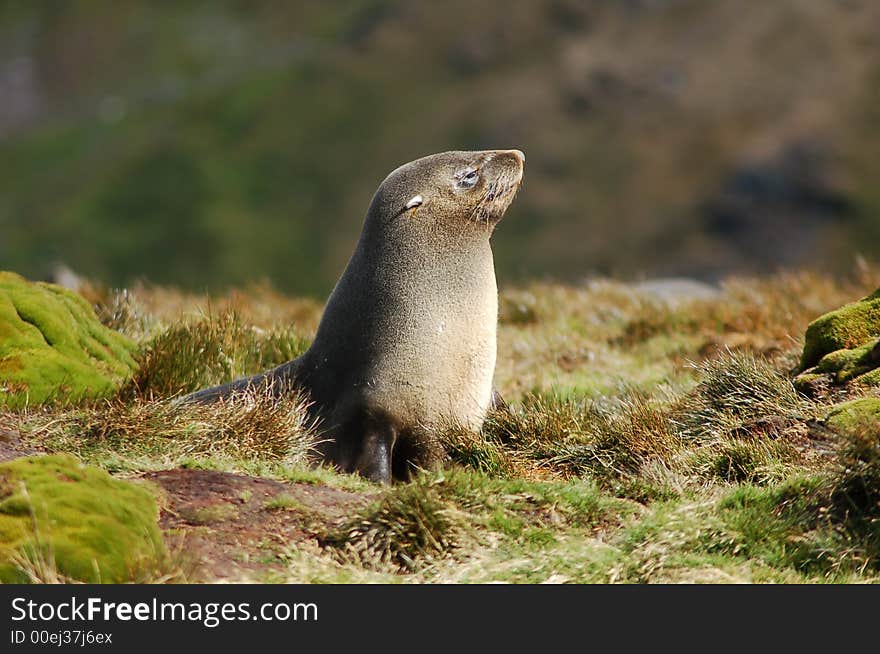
(183, 149, 525, 482)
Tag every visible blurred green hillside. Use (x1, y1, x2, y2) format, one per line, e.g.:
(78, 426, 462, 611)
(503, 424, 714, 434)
(1, 0, 879, 295)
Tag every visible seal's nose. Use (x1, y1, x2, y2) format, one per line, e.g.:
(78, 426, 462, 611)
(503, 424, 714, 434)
(496, 149, 525, 165)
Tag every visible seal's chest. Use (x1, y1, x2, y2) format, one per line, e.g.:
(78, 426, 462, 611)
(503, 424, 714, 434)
(370, 312, 496, 427)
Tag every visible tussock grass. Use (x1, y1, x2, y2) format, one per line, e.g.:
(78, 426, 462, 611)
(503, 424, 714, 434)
(685, 440, 802, 485)
(659, 350, 818, 486)
(441, 393, 677, 496)
(121, 311, 309, 399)
(675, 349, 812, 441)
(582, 393, 677, 480)
(438, 424, 518, 477)
(446, 351, 823, 495)
(484, 394, 658, 478)
(320, 477, 468, 572)
(89, 286, 160, 342)
(9, 383, 317, 469)
(485, 395, 598, 478)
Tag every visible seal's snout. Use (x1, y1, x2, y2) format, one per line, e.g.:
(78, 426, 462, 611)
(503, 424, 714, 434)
(471, 148, 525, 225)
(494, 149, 525, 189)
(492, 149, 525, 171)
(486, 149, 525, 188)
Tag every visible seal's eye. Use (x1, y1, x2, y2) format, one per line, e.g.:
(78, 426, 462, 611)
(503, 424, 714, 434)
(456, 168, 479, 190)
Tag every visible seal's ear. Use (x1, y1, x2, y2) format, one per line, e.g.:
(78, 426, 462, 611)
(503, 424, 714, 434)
(404, 195, 423, 211)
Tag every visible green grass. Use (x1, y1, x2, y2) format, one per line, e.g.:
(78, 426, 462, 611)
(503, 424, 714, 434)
(3, 271, 880, 583)
(264, 494, 311, 512)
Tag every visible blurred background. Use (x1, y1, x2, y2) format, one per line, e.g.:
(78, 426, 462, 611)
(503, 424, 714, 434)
(1, 0, 878, 297)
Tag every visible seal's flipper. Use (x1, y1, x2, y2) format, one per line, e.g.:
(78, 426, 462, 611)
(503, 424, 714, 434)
(176, 373, 266, 405)
(176, 359, 301, 405)
(352, 423, 397, 484)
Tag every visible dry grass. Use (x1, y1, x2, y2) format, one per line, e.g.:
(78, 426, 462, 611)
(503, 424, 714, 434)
(675, 349, 813, 441)
(494, 269, 874, 401)
(120, 311, 309, 399)
(8, 381, 317, 469)
(619, 272, 870, 351)
(86, 280, 323, 337)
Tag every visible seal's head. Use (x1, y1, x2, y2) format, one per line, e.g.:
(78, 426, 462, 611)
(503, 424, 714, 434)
(366, 149, 525, 237)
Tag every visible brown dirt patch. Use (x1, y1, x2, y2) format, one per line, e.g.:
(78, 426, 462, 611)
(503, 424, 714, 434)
(0, 425, 38, 463)
(141, 468, 373, 582)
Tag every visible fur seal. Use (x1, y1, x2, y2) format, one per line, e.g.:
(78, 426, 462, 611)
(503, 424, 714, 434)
(184, 149, 525, 482)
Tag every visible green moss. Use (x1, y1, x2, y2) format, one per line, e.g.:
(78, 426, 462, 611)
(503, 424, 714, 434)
(826, 398, 880, 432)
(815, 339, 878, 383)
(0, 454, 166, 583)
(801, 289, 880, 370)
(0, 272, 137, 408)
(264, 495, 310, 512)
(177, 503, 237, 525)
(816, 344, 869, 373)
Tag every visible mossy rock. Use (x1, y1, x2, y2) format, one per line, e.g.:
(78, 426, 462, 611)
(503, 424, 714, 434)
(801, 289, 880, 370)
(0, 454, 166, 583)
(813, 338, 880, 384)
(858, 368, 880, 387)
(0, 271, 137, 408)
(792, 372, 830, 397)
(825, 398, 880, 433)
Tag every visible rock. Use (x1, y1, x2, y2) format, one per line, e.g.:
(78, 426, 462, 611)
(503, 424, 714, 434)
(825, 398, 880, 433)
(792, 372, 832, 398)
(795, 288, 880, 389)
(0, 271, 137, 407)
(858, 368, 880, 387)
(814, 338, 880, 384)
(0, 454, 166, 583)
(49, 263, 84, 291)
(634, 277, 720, 305)
(801, 288, 880, 370)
